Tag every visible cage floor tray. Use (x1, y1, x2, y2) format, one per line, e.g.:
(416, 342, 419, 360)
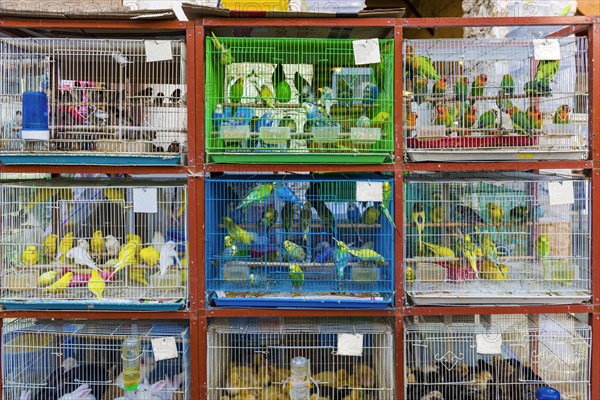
(0, 300, 185, 311)
(207, 152, 392, 164)
(211, 291, 391, 309)
(406, 149, 587, 162)
(0, 153, 183, 166)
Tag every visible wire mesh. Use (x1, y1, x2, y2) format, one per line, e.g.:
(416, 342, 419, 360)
(205, 174, 395, 308)
(0, 178, 189, 308)
(403, 171, 590, 305)
(2, 318, 190, 400)
(0, 38, 187, 160)
(205, 36, 394, 163)
(207, 317, 395, 400)
(403, 37, 588, 162)
(404, 313, 591, 400)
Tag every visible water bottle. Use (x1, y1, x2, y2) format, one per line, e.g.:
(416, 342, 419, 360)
(121, 337, 141, 395)
(290, 357, 309, 400)
(536, 386, 560, 400)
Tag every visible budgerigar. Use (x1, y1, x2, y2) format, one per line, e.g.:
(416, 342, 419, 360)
(38, 270, 58, 286)
(105, 235, 120, 257)
(333, 239, 350, 282)
(300, 202, 312, 244)
(91, 230, 104, 254)
(257, 84, 275, 109)
(283, 240, 306, 263)
(65, 240, 98, 270)
(430, 194, 445, 223)
(259, 207, 278, 232)
(223, 235, 238, 259)
(109, 242, 138, 278)
(223, 217, 257, 244)
(536, 234, 550, 258)
(380, 181, 394, 227)
(210, 32, 234, 65)
(294, 71, 313, 104)
(457, 235, 479, 275)
(45, 272, 73, 293)
(412, 203, 425, 252)
(487, 202, 504, 223)
(319, 86, 335, 115)
(420, 241, 456, 258)
(348, 246, 385, 264)
(159, 241, 180, 275)
(140, 246, 160, 266)
(274, 184, 303, 207)
(346, 203, 361, 224)
(289, 263, 304, 290)
(55, 232, 75, 263)
(281, 202, 296, 238)
(314, 201, 335, 234)
(361, 206, 381, 225)
(88, 269, 105, 300)
(237, 183, 273, 209)
(43, 234, 58, 255)
(22, 246, 39, 266)
(229, 77, 244, 104)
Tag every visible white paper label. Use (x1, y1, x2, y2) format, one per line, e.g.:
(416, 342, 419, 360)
(133, 188, 158, 213)
(353, 39, 381, 65)
(145, 40, 173, 63)
(548, 181, 575, 206)
(533, 39, 561, 61)
(476, 333, 503, 355)
(356, 181, 383, 202)
(151, 337, 178, 361)
(337, 333, 363, 356)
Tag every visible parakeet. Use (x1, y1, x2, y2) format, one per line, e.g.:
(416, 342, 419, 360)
(90, 230, 104, 254)
(126, 234, 142, 246)
(289, 263, 304, 290)
(55, 232, 75, 263)
(507, 105, 532, 136)
(405, 45, 440, 80)
(509, 205, 530, 223)
(553, 104, 570, 124)
(348, 247, 385, 264)
(104, 188, 126, 208)
(237, 183, 273, 209)
(406, 266, 415, 284)
(361, 206, 381, 225)
(470, 73, 488, 105)
(319, 86, 336, 115)
(412, 202, 425, 250)
(412, 77, 429, 105)
(88, 269, 105, 300)
(283, 240, 306, 263)
(223, 217, 257, 244)
(336, 75, 353, 111)
(458, 235, 479, 274)
(43, 234, 58, 255)
(45, 272, 73, 293)
(274, 184, 303, 207)
(536, 234, 550, 258)
(140, 246, 160, 266)
(536, 59, 560, 82)
(436, 103, 459, 128)
(420, 241, 456, 258)
(280, 202, 296, 237)
(259, 207, 278, 232)
(152, 231, 166, 253)
(294, 71, 313, 104)
(481, 232, 499, 262)
(453, 76, 469, 102)
(272, 63, 285, 87)
(527, 105, 543, 130)
(109, 242, 138, 278)
(333, 239, 350, 281)
(477, 109, 498, 130)
(346, 203, 361, 224)
(105, 235, 120, 257)
(496, 92, 514, 113)
(379, 182, 395, 227)
(65, 240, 98, 270)
(22, 246, 39, 266)
(229, 78, 244, 104)
(313, 242, 333, 264)
(210, 32, 234, 65)
(129, 268, 148, 286)
(487, 202, 504, 223)
(430, 194, 444, 223)
(499, 73, 515, 96)
(432, 76, 447, 96)
(406, 111, 418, 128)
(223, 235, 238, 259)
(159, 241, 181, 275)
(303, 102, 339, 128)
(257, 84, 275, 109)
(314, 201, 335, 233)
(38, 270, 58, 286)
(524, 78, 552, 97)
(300, 202, 312, 243)
(459, 104, 477, 130)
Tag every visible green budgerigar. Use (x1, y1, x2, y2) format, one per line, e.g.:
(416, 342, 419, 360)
(281, 202, 296, 237)
(300, 201, 313, 243)
(210, 32, 234, 65)
(499, 73, 515, 96)
(259, 207, 278, 231)
(229, 77, 244, 104)
(236, 183, 273, 209)
(283, 240, 306, 262)
(361, 205, 381, 225)
(380, 181, 395, 227)
(348, 246, 385, 264)
(223, 217, 257, 245)
(257, 84, 275, 108)
(536, 234, 550, 258)
(289, 263, 304, 290)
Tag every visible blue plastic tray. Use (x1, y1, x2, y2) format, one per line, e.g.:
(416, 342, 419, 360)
(1, 301, 184, 311)
(212, 296, 391, 309)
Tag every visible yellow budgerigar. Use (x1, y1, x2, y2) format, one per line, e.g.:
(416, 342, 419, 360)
(487, 202, 504, 223)
(129, 268, 149, 286)
(25, 188, 58, 211)
(177, 190, 187, 219)
(91, 230, 104, 254)
(126, 234, 142, 246)
(140, 246, 160, 266)
(22, 246, 39, 266)
(223, 217, 257, 245)
(110, 242, 139, 278)
(43, 234, 58, 255)
(420, 240, 456, 258)
(38, 270, 58, 286)
(348, 247, 385, 264)
(88, 269, 105, 299)
(104, 187, 126, 207)
(55, 232, 75, 263)
(45, 272, 73, 293)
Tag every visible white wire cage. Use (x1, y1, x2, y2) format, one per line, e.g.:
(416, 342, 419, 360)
(404, 313, 591, 400)
(1, 318, 190, 400)
(0, 37, 187, 164)
(207, 317, 395, 400)
(404, 171, 590, 306)
(0, 178, 189, 310)
(403, 36, 588, 162)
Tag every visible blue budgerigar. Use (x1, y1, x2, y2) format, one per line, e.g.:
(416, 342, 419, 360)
(313, 241, 333, 263)
(347, 203, 361, 224)
(303, 102, 340, 128)
(274, 184, 304, 207)
(333, 238, 350, 282)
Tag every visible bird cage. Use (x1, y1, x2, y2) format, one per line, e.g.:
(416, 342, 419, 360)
(207, 317, 395, 400)
(403, 171, 590, 305)
(0, 37, 187, 165)
(205, 36, 394, 164)
(0, 177, 188, 310)
(204, 174, 395, 308)
(2, 318, 190, 400)
(403, 36, 588, 161)
(404, 313, 591, 400)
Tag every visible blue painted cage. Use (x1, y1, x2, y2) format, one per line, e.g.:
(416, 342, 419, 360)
(205, 174, 395, 308)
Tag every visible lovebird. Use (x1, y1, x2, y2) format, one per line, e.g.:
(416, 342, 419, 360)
(412, 77, 429, 104)
(260, 207, 278, 232)
(432, 76, 447, 96)
(104, 188, 126, 208)
(405, 45, 440, 80)
(283, 240, 306, 263)
(430, 194, 445, 223)
(91, 230, 104, 254)
(524, 78, 552, 97)
(420, 240, 456, 258)
(361, 206, 381, 225)
(506, 105, 532, 136)
(406, 111, 418, 128)
(289, 263, 304, 290)
(294, 71, 313, 104)
(229, 78, 244, 104)
(236, 183, 273, 209)
(223, 217, 257, 244)
(210, 32, 234, 65)
(470, 73, 488, 105)
(553, 104, 570, 124)
(453, 76, 469, 102)
(65, 240, 98, 270)
(527, 105, 543, 130)
(109, 242, 138, 278)
(496, 92, 514, 113)
(88, 269, 105, 300)
(436, 103, 459, 128)
(140, 246, 160, 266)
(55, 232, 75, 263)
(43, 234, 58, 255)
(38, 270, 58, 287)
(499, 73, 515, 96)
(536, 234, 550, 258)
(348, 247, 385, 264)
(22, 246, 39, 266)
(477, 109, 498, 130)
(300, 202, 312, 243)
(159, 241, 180, 275)
(536, 59, 560, 81)
(333, 239, 350, 281)
(487, 202, 504, 223)
(460, 104, 477, 129)
(45, 272, 73, 293)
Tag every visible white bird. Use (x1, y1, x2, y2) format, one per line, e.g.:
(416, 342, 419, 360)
(105, 235, 120, 257)
(110, 51, 131, 65)
(77, 238, 90, 252)
(20, 390, 31, 400)
(319, 86, 336, 115)
(159, 241, 180, 275)
(57, 384, 96, 400)
(66, 243, 98, 270)
(152, 231, 166, 253)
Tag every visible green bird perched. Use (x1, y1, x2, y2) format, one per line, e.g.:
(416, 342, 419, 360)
(210, 32, 234, 65)
(281, 202, 296, 238)
(457, 234, 479, 275)
(499, 73, 515, 96)
(487, 202, 504, 223)
(536, 59, 560, 82)
(413, 202, 425, 254)
(300, 201, 313, 244)
(536, 234, 550, 258)
(470, 73, 488, 105)
(477, 109, 499, 130)
(314, 200, 335, 233)
(420, 240, 456, 258)
(524, 78, 552, 97)
(405, 45, 440, 80)
(283, 240, 306, 262)
(223, 217, 257, 245)
(348, 246, 385, 265)
(257, 84, 275, 109)
(553, 104, 571, 124)
(380, 181, 395, 227)
(430, 194, 445, 223)
(495, 90, 514, 113)
(509, 205, 530, 223)
(412, 77, 429, 105)
(361, 205, 381, 225)
(259, 207, 278, 231)
(237, 183, 273, 209)
(289, 263, 304, 290)
(506, 105, 532, 136)
(293, 71, 313, 104)
(272, 63, 285, 86)
(372, 41, 392, 93)
(481, 233, 500, 267)
(272, 63, 292, 103)
(229, 77, 244, 104)
(432, 76, 447, 96)
(453, 76, 469, 102)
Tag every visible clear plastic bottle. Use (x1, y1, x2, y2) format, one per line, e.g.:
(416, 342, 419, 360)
(122, 337, 141, 394)
(290, 357, 309, 400)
